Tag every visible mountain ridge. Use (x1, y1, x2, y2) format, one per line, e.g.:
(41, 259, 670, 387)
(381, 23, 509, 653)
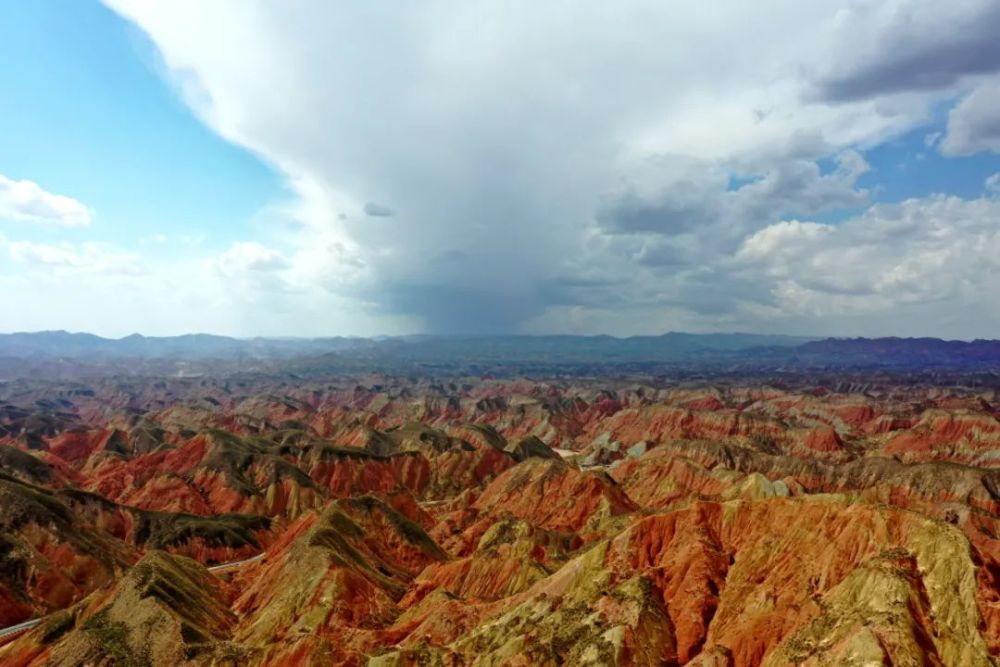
(3, 332, 1000, 380)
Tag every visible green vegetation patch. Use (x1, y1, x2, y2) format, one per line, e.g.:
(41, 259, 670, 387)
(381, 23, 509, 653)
(506, 435, 558, 462)
(343, 495, 449, 560)
(127, 551, 234, 639)
(40, 608, 76, 644)
(305, 496, 447, 598)
(0, 445, 53, 484)
(0, 532, 28, 594)
(82, 608, 151, 667)
(59, 486, 121, 510)
(386, 422, 465, 454)
(0, 472, 74, 530)
(462, 423, 507, 449)
(198, 428, 315, 496)
(134, 511, 270, 550)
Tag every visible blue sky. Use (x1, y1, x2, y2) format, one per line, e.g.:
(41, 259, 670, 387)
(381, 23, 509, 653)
(804, 123, 1000, 225)
(861, 128, 1000, 203)
(2, 1, 1000, 338)
(0, 1, 281, 254)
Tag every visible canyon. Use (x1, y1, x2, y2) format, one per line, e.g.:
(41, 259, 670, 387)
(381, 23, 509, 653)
(1, 370, 1000, 665)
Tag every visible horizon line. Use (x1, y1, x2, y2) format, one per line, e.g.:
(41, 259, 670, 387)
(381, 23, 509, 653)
(0, 329, 995, 344)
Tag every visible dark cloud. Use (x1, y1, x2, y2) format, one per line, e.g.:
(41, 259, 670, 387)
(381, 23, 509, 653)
(666, 271, 774, 316)
(635, 241, 687, 267)
(735, 154, 869, 221)
(814, 1, 1000, 102)
(375, 283, 547, 335)
(102, 1, 1000, 338)
(941, 80, 1000, 155)
(363, 201, 395, 217)
(535, 273, 630, 310)
(596, 190, 716, 234)
(597, 152, 867, 245)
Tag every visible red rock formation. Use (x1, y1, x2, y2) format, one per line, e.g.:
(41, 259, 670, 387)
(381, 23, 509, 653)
(473, 458, 636, 534)
(3, 376, 1000, 666)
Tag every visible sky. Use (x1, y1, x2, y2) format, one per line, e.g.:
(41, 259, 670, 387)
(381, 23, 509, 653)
(2, 1, 1000, 339)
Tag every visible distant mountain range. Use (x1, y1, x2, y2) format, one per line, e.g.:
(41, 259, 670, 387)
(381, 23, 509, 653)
(0, 331, 375, 360)
(0, 331, 810, 361)
(2, 331, 1000, 378)
(796, 337, 1000, 367)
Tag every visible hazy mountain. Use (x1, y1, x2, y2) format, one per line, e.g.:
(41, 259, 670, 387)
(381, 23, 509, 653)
(0, 331, 375, 360)
(3, 332, 1000, 380)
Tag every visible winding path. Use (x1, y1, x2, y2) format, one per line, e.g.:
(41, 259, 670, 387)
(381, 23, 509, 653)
(0, 619, 39, 642)
(0, 553, 265, 646)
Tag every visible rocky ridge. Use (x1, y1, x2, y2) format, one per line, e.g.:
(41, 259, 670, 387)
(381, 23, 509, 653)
(1, 376, 999, 665)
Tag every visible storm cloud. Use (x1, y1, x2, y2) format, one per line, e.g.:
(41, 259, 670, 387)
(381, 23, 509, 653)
(942, 81, 1000, 155)
(91, 0, 1000, 337)
(811, 0, 1000, 102)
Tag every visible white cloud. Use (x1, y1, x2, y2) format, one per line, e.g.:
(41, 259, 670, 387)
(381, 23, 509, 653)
(4, 239, 143, 275)
(93, 1, 1000, 337)
(215, 241, 289, 275)
(808, 0, 1000, 101)
(941, 78, 1000, 155)
(0, 174, 92, 227)
(0, 233, 406, 337)
(736, 220, 832, 263)
(730, 196, 1000, 328)
(987, 172, 1000, 195)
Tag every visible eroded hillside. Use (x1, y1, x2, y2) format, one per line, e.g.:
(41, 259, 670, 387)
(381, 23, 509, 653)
(1, 375, 1000, 665)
